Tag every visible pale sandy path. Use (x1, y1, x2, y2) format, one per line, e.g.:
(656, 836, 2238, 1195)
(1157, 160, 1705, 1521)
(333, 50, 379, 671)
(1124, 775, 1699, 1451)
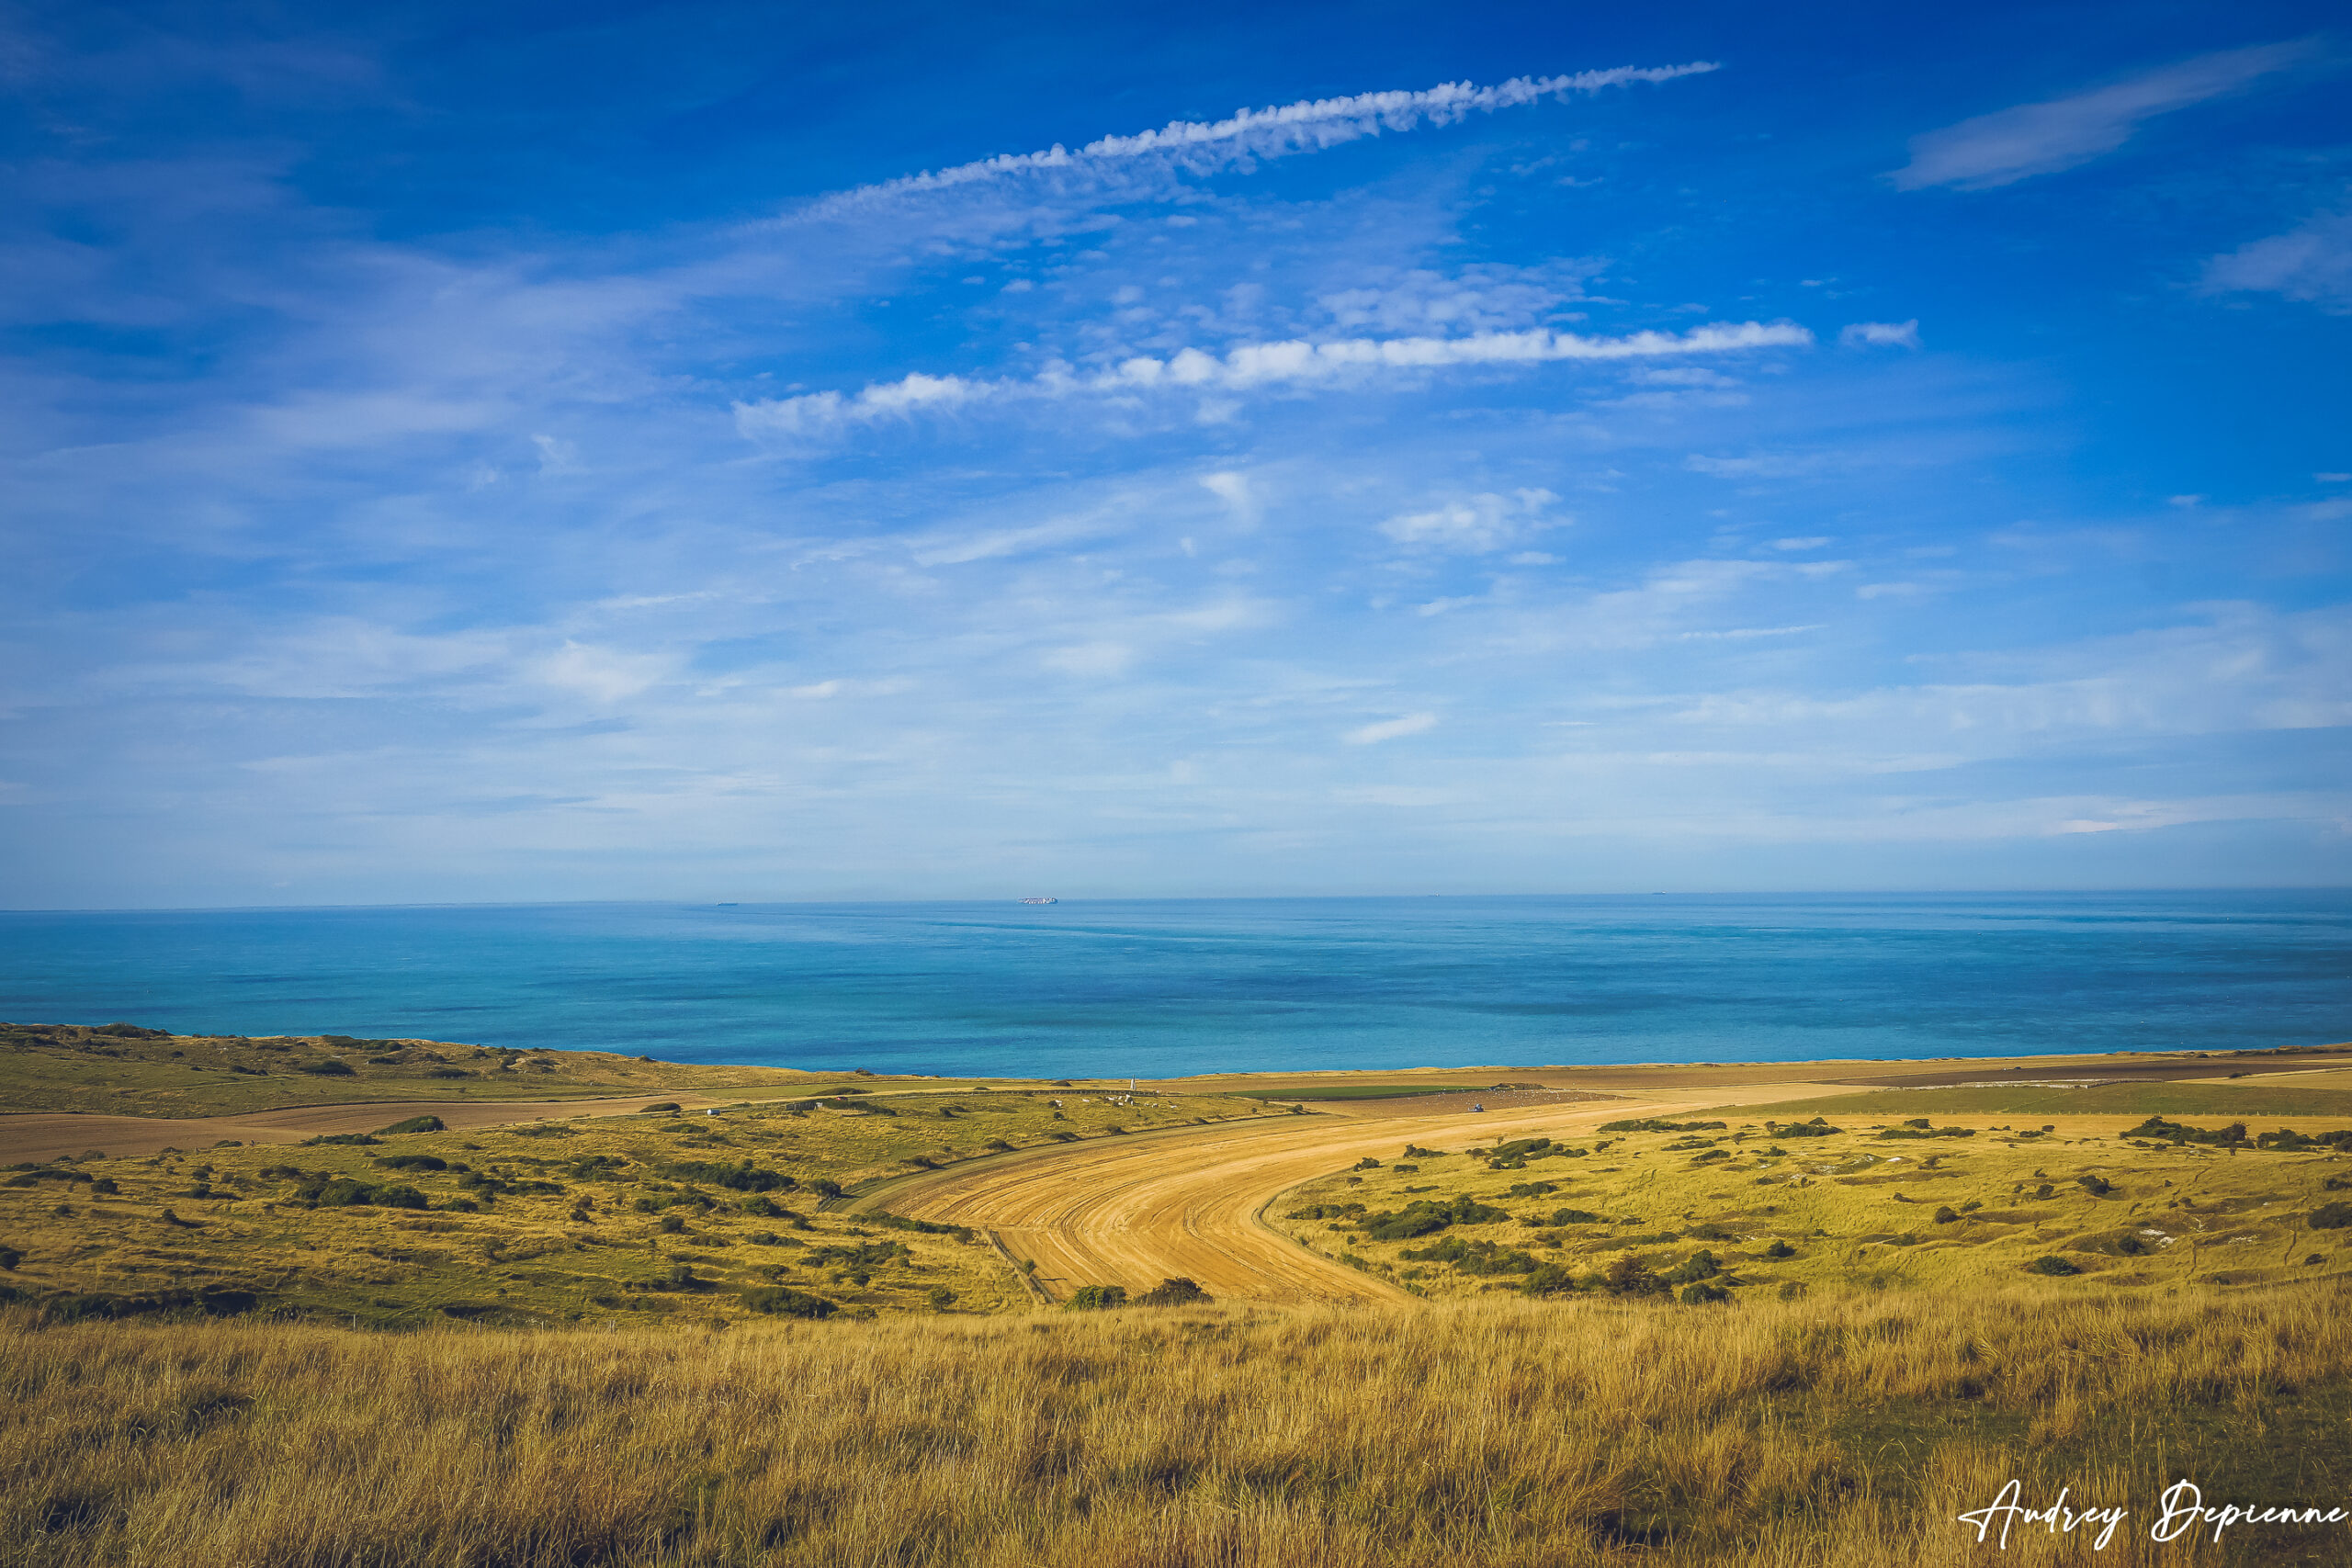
(853, 1084, 1838, 1305)
(0, 1092, 744, 1163)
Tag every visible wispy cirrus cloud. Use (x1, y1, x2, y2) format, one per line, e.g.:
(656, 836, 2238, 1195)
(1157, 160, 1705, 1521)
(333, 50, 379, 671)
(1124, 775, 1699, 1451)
(735, 321, 1812, 444)
(2202, 206, 2352, 311)
(1344, 713, 1439, 745)
(1889, 40, 2313, 191)
(802, 63, 1720, 215)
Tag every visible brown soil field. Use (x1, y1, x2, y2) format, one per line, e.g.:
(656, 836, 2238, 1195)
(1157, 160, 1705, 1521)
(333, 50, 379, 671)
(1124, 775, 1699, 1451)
(850, 1084, 1835, 1304)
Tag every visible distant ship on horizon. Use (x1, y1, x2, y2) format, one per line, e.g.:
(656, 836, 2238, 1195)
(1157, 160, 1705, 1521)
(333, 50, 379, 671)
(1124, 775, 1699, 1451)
(1018, 896, 1058, 905)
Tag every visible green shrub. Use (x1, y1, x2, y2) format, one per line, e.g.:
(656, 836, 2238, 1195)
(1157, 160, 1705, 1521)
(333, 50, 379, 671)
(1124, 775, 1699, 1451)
(926, 1286, 957, 1310)
(1520, 1262, 1579, 1297)
(1601, 1256, 1666, 1296)
(2029, 1256, 2079, 1276)
(300, 1059, 356, 1077)
(302, 1134, 379, 1147)
(1599, 1119, 1726, 1134)
(640, 1102, 681, 1114)
(372, 1155, 447, 1172)
(658, 1160, 795, 1193)
(1933, 1206, 1961, 1224)
(1064, 1284, 1128, 1311)
(375, 1115, 446, 1134)
(1764, 1239, 1796, 1258)
(1666, 1249, 1721, 1285)
(1679, 1280, 1730, 1304)
(2311, 1202, 2352, 1231)
(2075, 1175, 2112, 1197)
(1135, 1277, 1212, 1306)
(1765, 1118, 1841, 1138)
(1361, 1193, 1509, 1242)
(0, 1247, 19, 1269)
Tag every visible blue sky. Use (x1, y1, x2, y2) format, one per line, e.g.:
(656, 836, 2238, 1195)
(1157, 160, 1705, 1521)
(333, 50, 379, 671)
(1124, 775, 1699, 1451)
(2, 0, 2346, 907)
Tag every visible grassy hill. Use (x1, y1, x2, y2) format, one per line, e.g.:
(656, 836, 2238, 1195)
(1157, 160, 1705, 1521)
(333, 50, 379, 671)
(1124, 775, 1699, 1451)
(0, 1089, 1272, 1325)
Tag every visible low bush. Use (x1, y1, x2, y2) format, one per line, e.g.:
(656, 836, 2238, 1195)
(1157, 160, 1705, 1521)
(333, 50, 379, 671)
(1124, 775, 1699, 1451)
(659, 1160, 795, 1193)
(1064, 1284, 1128, 1311)
(300, 1060, 356, 1077)
(375, 1116, 446, 1134)
(1601, 1256, 1667, 1296)
(2029, 1256, 2079, 1276)
(1666, 1249, 1721, 1285)
(1765, 1118, 1841, 1137)
(1135, 1277, 1212, 1306)
(2311, 1202, 2352, 1231)
(1360, 1194, 1508, 1242)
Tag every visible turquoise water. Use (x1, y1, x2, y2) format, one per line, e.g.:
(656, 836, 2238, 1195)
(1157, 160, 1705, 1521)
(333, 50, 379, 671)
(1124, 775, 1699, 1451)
(1, 894, 2346, 1077)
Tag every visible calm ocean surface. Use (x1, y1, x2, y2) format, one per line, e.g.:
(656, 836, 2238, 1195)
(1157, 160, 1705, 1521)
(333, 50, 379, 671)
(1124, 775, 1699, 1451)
(1, 894, 2346, 1078)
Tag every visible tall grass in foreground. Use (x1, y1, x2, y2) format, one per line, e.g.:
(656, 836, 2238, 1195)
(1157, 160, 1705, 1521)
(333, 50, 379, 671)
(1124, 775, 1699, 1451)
(5, 1284, 2347, 1566)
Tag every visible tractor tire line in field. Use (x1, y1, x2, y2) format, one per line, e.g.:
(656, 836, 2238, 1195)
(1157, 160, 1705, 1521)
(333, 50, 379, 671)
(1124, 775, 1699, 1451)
(860, 1098, 1738, 1306)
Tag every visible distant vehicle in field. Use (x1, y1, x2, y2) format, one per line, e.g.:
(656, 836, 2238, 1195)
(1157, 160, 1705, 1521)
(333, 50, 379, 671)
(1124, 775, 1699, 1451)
(1470, 1102, 1485, 1112)
(1019, 897, 1057, 905)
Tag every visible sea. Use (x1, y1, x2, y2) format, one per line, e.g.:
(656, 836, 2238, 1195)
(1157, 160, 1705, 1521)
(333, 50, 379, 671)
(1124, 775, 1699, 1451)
(1, 893, 2346, 1080)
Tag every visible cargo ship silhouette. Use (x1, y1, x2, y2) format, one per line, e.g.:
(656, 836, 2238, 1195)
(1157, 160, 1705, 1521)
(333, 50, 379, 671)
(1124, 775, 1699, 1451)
(1018, 896, 1058, 905)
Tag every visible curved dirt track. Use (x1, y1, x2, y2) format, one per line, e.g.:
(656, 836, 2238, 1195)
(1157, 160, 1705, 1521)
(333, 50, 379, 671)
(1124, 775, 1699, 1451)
(854, 1095, 1747, 1306)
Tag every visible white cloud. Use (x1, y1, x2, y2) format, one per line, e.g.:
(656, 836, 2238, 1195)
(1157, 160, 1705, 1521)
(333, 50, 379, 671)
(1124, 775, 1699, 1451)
(1889, 42, 2312, 191)
(736, 321, 1812, 446)
(1839, 320, 1921, 348)
(1343, 712, 1439, 745)
(1380, 488, 1560, 553)
(2202, 208, 2352, 311)
(534, 640, 674, 705)
(802, 64, 1720, 214)
(1042, 641, 1135, 678)
(1200, 470, 1258, 526)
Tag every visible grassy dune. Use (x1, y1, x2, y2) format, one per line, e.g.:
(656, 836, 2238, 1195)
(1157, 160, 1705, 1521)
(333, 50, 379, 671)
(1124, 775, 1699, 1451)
(6, 1285, 2349, 1566)
(0, 1021, 866, 1117)
(1271, 1100, 2352, 1301)
(0, 1089, 1263, 1325)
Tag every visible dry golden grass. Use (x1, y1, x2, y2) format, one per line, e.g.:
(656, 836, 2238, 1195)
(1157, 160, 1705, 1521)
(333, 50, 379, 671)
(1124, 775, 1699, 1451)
(5, 1281, 2349, 1566)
